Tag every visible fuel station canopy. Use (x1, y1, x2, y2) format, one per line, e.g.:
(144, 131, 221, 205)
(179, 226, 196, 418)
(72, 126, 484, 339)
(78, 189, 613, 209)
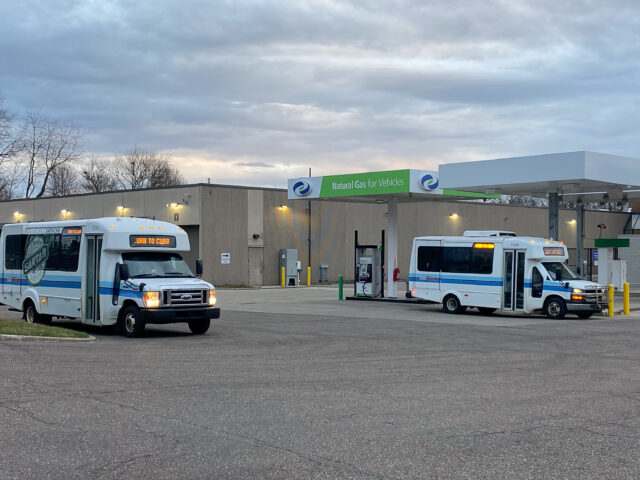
(288, 151, 640, 298)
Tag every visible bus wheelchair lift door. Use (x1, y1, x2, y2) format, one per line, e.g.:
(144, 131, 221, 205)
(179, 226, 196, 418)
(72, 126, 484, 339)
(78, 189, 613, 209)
(503, 250, 525, 311)
(83, 235, 103, 325)
(415, 241, 441, 299)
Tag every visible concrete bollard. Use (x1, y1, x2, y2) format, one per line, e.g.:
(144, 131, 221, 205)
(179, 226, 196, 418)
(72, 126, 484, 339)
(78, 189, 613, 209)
(608, 283, 614, 317)
(624, 282, 630, 315)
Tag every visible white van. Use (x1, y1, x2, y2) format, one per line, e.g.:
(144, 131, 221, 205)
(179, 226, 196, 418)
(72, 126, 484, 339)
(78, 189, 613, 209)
(408, 231, 605, 319)
(0, 217, 220, 337)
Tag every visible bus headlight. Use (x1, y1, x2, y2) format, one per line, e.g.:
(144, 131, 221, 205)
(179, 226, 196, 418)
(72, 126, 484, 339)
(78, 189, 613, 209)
(571, 288, 585, 301)
(208, 290, 217, 306)
(143, 291, 161, 308)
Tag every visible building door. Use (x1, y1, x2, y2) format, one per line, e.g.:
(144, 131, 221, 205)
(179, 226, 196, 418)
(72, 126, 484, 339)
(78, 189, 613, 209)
(248, 247, 264, 286)
(503, 250, 525, 311)
(83, 235, 102, 324)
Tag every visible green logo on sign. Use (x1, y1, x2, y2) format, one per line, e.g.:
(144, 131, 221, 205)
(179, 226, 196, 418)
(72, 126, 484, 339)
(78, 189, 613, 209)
(22, 236, 50, 286)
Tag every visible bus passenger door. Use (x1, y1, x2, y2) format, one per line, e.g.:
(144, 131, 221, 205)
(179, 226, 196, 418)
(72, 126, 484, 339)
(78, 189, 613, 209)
(503, 250, 525, 311)
(83, 235, 103, 325)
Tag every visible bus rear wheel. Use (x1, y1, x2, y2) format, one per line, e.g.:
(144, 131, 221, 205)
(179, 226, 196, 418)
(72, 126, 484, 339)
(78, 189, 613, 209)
(188, 319, 211, 335)
(122, 305, 146, 338)
(543, 297, 567, 319)
(443, 295, 464, 314)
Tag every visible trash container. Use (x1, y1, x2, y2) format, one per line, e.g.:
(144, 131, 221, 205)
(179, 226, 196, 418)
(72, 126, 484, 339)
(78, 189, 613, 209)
(319, 264, 329, 283)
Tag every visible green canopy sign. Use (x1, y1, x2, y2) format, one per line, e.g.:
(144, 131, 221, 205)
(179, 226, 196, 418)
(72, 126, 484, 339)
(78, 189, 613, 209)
(288, 169, 500, 200)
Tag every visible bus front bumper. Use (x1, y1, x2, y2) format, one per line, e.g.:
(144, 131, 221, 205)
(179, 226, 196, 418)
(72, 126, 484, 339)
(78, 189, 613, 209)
(565, 301, 606, 312)
(140, 306, 221, 324)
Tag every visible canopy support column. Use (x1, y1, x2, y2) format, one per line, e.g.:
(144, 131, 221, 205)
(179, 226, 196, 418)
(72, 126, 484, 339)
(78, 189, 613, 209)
(387, 196, 398, 298)
(576, 203, 584, 276)
(549, 192, 559, 240)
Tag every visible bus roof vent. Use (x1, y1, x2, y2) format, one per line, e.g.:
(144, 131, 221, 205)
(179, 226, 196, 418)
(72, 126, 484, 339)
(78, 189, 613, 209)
(463, 230, 517, 237)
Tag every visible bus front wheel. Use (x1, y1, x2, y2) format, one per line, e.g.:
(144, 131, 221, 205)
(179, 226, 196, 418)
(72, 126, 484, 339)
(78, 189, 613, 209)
(188, 319, 210, 335)
(121, 305, 146, 338)
(544, 297, 567, 319)
(24, 301, 51, 325)
(443, 295, 464, 314)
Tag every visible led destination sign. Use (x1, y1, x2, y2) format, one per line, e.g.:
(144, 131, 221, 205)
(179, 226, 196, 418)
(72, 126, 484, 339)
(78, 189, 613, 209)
(129, 235, 176, 248)
(543, 247, 565, 256)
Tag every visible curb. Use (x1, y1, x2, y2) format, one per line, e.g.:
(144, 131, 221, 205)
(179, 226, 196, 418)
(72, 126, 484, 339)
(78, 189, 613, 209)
(0, 333, 96, 342)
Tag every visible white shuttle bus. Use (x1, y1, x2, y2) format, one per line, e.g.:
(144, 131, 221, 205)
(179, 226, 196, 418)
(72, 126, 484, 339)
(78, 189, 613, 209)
(0, 217, 220, 337)
(408, 231, 606, 319)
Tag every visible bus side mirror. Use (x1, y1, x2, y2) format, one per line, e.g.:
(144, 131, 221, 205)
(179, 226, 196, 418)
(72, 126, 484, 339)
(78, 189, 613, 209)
(196, 259, 203, 276)
(118, 263, 130, 281)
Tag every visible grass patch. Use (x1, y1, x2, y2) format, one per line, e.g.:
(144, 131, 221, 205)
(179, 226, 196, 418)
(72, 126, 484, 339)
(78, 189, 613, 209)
(0, 318, 90, 339)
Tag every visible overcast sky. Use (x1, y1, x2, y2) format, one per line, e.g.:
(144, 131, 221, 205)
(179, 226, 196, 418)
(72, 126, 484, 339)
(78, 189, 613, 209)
(1, 0, 639, 188)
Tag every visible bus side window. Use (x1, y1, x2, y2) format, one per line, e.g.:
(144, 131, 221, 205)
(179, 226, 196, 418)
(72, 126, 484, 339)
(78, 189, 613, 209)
(60, 235, 81, 271)
(4, 235, 27, 270)
(418, 246, 441, 272)
(45, 235, 61, 270)
(532, 267, 543, 298)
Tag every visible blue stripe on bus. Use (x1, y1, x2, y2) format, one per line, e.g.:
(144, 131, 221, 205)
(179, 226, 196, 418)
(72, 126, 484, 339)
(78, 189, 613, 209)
(411, 275, 570, 292)
(99, 287, 143, 298)
(0, 277, 81, 289)
(1, 274, 141, 295)
(409, 274, 503, 286)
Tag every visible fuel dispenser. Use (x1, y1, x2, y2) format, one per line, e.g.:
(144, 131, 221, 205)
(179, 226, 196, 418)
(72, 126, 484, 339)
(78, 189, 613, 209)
(354, 230, 384, 298)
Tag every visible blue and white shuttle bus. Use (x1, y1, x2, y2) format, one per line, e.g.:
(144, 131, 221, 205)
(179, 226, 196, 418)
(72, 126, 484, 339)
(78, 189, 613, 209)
(408, 231, 606, 319)
(0, 217, 220, 337)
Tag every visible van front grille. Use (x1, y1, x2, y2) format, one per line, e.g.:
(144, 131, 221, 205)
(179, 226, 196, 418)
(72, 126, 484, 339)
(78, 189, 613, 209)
(163, 289, 208, 306)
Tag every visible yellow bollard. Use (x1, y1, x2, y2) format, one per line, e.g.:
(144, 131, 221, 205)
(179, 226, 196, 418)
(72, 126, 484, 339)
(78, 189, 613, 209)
(307, 266, 311, 286)
(281, 266, 285, 287)
(624, 282, 630, 315)
(607, 283, 615, 317)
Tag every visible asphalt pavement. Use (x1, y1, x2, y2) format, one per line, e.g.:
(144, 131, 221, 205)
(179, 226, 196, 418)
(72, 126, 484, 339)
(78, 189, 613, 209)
(2, 287, 640, 479)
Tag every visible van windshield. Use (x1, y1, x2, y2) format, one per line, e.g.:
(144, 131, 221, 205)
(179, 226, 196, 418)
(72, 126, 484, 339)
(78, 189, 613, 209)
(542, 262, 581, 281)
(122, 252, 194, 278)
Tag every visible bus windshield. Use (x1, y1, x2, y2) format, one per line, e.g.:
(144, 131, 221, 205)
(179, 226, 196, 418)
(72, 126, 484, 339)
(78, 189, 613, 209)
(122, 252, 194, 278)
(542, 262, 581, 281)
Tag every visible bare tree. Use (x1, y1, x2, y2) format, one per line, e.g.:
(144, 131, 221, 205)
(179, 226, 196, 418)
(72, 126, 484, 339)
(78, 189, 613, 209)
(148, 155, 184, 188)
(81, 155, 118, 193)
(0, 96, 20, 199)
(0, 96, 18, 162)
(114, 147, 183, 190)
(17, 111, 83, 198)
(46, 164, 81, 197)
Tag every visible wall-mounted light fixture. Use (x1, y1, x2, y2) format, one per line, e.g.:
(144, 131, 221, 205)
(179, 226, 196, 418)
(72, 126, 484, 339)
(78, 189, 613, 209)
(279, 205, 288, 210)
(61, 209, 69, 216)
(567, 219, 576, 225)
(14, 211, 22, 221)
(116, 205, 127, 216)
(166, 202, 179, 208)
(449, 213, 459, 219)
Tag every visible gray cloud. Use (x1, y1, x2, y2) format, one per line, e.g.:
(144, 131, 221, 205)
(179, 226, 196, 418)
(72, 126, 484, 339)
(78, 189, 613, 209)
(234, 161, 275, 168)
(2, 0, 640, 188)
